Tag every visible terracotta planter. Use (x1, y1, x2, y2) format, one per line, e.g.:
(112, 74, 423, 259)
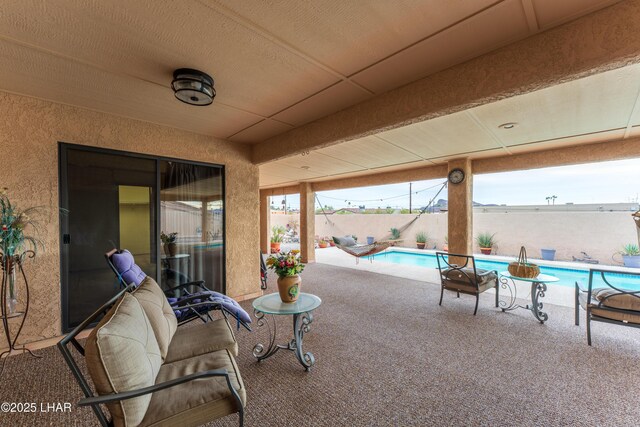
(328, 241, 335, 247)
(416, 242, 426, 249)
(164, 243, 177, 257)
(480, 247, 492, 255)
(270, 242, 281, 253)
(318, 242, 328, 248)
(277, 275, 301, 303)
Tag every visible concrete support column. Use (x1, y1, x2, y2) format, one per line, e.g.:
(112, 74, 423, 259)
(299, 183, 316, 263)
(447, 158, 473, 257)
(259, 190, 270, 254)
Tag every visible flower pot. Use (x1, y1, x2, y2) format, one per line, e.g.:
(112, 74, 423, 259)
(443, 244, 448, 252)
(480, 247, 492, 255)
(164, 243, 177, 257)
(541, 248, 556, 261)
(367, 236, 375, 245)
(270, 242, 281, 253)
(622, 255, 640, 268)
(329, 241, 335, 247)
(416, 242, 426, 249)
(318, 242, 328, 248)
(277, 275, 301, 303)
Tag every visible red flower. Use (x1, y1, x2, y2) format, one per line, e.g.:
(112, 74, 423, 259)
(1, 225, 7, 231)
(279, 261, 285, 267)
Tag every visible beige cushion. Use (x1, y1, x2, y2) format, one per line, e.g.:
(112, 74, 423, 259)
(164, 318, 238, 364)
(140, 349, 245, 427)
(85, 293, 162, 427)
(442, 268, 497, 286)
(578, 291, 640, 324)
(133, 276, 178, 360)
(593, 288, 640, 312)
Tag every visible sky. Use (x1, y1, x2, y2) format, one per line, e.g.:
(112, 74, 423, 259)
(271, 158, 640, 210)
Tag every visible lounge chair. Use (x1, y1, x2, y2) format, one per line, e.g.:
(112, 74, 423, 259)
(572, 251, 599, 264)
(106, 249, 251, 330)
(574, 268, 640, 345)
(260, 251, 268, 290)
(436, 252, 499, 315)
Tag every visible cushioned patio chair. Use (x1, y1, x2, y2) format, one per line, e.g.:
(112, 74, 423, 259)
(435, 252, 499, 315)
(58, 280, 245, 427)
(106, 249, 251, 330)
(574, 268, 640, 345)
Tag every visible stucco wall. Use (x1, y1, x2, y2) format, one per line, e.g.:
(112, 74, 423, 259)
(0, 92, 260, 348)
(271, 212, 637, 265)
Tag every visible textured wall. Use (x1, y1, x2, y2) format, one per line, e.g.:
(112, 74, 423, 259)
(0, 92, 260, 349)
(298, 212, 637, 265)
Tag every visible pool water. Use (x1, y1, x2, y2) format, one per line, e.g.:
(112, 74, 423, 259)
(371, 250, 640, 289)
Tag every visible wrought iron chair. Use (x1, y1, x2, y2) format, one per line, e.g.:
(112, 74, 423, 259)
(105, 249, 251, 330)
(574, 268, 640, 345)
(58, 285, 245, 427)
(435, 252, 499, 315)
(260, 251, 268, 290)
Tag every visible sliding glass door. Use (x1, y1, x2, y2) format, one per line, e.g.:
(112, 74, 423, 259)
(59, 144, 225, 331)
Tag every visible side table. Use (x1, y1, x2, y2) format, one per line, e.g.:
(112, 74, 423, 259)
(252, 293, 321, 371)
(498, 271, 559, 323)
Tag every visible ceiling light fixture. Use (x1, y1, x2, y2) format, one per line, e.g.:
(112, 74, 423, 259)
(498, 122, 517, 129)
(171, 68, 215, 106)
(301, 166, 310, 170)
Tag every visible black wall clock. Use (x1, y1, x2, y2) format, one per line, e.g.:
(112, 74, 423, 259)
(448, 168, 465, 184)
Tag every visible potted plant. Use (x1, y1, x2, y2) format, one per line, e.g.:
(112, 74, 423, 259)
(416, 231, 428, 249)
(443, 235, 448, 252)
(160, 231, 178, 256)
(270, 225, 285, 253)
(266, 249, 305, 303)
(476, 232, 496, 255)
(326, 236, 336, 247)
(318, 239, 329, 249)
(541, 248, 556, 261)
(619, 244, 640, 268)
(0, 188, 44, 314)
(390, 227, 401, 240)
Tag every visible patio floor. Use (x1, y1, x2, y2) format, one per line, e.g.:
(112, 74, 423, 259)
(1, 263, 639, 426)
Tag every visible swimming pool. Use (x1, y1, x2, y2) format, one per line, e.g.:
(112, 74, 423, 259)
(371, 250, 640, 289)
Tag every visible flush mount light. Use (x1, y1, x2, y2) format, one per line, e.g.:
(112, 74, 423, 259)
(171, 68, 215, 106)
(301, 165, 310, 170)
(498, 122, 517, 129)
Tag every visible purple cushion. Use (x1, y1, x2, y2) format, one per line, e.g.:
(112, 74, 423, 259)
(207, 291, 252, 324)
(111, 250, 147, 287)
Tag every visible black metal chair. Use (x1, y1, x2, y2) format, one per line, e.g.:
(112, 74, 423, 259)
(105, 249, 251, 330)
(574, 268, 640, 345)
(260, 251, 268, 290)
(435, 252, 499, 315)
(58, 285, 244, 427)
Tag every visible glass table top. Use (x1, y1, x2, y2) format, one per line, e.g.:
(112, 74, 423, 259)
(499, 271, 560, 283)
(253, 293, 322, 315)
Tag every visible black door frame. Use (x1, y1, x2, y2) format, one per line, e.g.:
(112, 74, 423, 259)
(58, 142, 226, 332)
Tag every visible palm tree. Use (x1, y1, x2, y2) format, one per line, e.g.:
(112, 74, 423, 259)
(551, 195, 557, 205)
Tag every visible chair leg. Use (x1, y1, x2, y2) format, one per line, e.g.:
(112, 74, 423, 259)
(473, 295, 479, 315)
(439, 286, 444, 306)
(457, 291, 460, 298)
(495, 280, 499, 308)
(574, 284, 580, 326)
(586, 309, 592, 346)
(239, 407, 244, 427)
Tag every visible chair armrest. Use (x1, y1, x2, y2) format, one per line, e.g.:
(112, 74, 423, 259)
(78, 369, 230, 406)
(171, 294, 218, 308)
(575, 281, 588, 293)
(164, 280, 210, 294)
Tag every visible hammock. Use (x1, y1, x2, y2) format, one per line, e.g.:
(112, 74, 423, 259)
(335, 241, 394, 258)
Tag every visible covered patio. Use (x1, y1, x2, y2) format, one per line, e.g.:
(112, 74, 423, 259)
(2, 263, 640, 426)
(1, 1, 640, 426)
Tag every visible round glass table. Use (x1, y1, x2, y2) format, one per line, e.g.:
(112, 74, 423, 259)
(252, 293, 322, 371)
(498, 271, 559, 323)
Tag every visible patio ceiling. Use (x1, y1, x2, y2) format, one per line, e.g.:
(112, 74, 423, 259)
(259, 63, 640, 188)
(0, 0, 619, 144)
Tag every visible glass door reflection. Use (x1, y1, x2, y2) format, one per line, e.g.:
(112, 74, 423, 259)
(160, 161, 224, 294)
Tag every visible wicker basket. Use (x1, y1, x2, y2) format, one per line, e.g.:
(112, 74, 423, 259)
(508, 246, 540, 279)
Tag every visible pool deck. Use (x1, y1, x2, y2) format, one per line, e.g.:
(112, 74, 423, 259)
(314, 246, 639, 308)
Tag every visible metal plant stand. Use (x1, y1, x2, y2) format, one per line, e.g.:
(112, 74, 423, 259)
(1, 251, 40, 359)
(498, 271, 559, 323)
(252, 293, 321, 371)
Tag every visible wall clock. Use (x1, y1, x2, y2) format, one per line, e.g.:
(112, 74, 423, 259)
(448, 168, 465, 184)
